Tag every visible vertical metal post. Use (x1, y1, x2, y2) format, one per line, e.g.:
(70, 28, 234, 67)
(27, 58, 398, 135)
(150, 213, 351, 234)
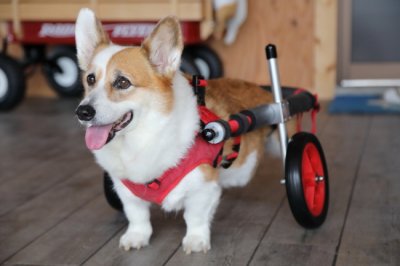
(265, 44, 288, 166)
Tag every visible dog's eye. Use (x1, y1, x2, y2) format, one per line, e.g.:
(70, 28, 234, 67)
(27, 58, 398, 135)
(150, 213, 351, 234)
(113, 76, 131, 90)
(87, 74, 96, 86)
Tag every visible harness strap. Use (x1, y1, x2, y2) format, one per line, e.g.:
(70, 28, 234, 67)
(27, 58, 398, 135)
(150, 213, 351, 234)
(220, 136, 241, 169)
(193, 76, 241, 169)
(122, 135, 224, 205)
(310, 94, 319, 134)
(293, 88, 319, 134)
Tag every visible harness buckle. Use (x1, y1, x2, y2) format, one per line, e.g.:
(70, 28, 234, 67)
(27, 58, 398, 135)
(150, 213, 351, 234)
(147, 179, 161, 190)
(191, 75, 207, 106)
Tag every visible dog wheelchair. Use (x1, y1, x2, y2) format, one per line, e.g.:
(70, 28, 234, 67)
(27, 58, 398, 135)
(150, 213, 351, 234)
(103, 44, 329, 229)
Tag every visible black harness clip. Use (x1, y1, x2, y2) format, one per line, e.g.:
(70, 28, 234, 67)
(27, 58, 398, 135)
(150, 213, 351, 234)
(191, 75, 206, 106)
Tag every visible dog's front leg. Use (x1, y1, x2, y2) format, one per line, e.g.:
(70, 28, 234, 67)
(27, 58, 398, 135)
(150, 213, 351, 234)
(182, 180, 222, 254)
(116, 184, 152, 251)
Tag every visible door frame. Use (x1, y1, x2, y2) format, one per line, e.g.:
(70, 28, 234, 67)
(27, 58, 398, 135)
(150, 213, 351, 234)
(338, 0, 400, 87)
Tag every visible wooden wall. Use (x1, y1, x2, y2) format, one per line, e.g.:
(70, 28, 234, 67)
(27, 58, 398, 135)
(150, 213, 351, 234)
(11, 0, 337, 99)
(208, 0, 337, 99)
(209, 0, 315, 89)
(314, 0, 337, 99)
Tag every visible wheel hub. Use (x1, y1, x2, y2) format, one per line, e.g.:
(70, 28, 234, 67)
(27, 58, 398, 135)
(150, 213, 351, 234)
(53, 57, 78, 88)
(301, 143, 326, 217)
(0, 68, 8, 99)
(194, 58, 210, 79)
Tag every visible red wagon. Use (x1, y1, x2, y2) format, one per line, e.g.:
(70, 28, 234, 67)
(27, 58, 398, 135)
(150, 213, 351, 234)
(0, 0, 222, 110)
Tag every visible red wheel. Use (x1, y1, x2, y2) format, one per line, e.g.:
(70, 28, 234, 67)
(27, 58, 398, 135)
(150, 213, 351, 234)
(285, 132, 329, 228)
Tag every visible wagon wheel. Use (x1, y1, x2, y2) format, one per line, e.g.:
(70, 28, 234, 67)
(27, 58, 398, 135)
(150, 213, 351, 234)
(285, 132, 329, 228)
(0, 54, 26, 111)
(180, 51, 201, 76)
(104, 172, 123, 211)
(183, 44, 223, 79)
(43, 46, 83, 97)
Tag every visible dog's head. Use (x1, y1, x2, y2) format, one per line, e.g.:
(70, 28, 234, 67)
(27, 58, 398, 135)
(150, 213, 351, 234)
(74, 9, 183, 150)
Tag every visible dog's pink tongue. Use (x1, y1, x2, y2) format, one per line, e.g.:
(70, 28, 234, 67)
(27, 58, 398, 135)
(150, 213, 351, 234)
(85, 124, 113, 150)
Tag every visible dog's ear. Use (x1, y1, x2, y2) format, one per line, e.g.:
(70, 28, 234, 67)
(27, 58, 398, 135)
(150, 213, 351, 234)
(142, 16, 183, 76)
(75, 8, 109, 71)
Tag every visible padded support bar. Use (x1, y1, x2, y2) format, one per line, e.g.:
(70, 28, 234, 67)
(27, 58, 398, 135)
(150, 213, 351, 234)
(202, 102, 288, 144)
(261, 86, 317, 115)
(286, 91, 317, 116)
(242, 102, 288, 131)
(261, 86, 301, 99)
(229, 113, 251, 136)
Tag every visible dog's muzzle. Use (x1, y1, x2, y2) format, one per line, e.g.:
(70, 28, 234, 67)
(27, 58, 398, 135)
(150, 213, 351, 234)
(76, 105, 96, 121)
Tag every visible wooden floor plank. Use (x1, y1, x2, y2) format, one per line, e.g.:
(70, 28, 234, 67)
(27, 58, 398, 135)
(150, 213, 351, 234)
(335, 116, 400, 266)
(0, 155, 93, 217)
(83, 209, 185, 266)
(0, 99, 83, 185)
(5, 195, 126, 266)
(0, 99, 93, 216)
(0, 165, 102, 264)
(0, 122, 86, 183)
(0, 118, 63, 182)
(248, 115, 371, 266)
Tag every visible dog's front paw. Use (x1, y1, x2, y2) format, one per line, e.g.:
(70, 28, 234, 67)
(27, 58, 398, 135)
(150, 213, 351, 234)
(182, 234, 210, 254)
(119, 230, 151, 251)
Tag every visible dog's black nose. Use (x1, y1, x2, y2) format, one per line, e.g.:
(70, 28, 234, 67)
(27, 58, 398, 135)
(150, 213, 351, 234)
(76, 105, 96, 121)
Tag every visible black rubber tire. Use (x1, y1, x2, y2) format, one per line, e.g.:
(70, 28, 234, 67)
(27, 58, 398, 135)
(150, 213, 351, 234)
(183, 44, 223, 79)
(0, 54, 26, 111)
(43, 46, 83, 97)
(180, 52, 201, 76)
(285, 132, 329, 229)
(104, 172, 123, 211)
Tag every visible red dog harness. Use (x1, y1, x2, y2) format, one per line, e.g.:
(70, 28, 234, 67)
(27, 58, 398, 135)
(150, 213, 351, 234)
(121, 78, 239, 205)
(121, 105, 224, 205)
(122, 135, 223, 204)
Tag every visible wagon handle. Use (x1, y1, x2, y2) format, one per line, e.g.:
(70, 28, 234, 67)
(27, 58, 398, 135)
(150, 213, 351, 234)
(11, 0, 23, 39)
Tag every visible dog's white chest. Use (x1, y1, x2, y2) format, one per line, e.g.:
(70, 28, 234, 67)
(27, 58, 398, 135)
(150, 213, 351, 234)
(94, 146, 127, 178)
(93, 137, 171, 184)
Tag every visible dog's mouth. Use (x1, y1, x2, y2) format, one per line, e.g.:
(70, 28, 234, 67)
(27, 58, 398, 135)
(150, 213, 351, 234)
(85, 111, 133, 150)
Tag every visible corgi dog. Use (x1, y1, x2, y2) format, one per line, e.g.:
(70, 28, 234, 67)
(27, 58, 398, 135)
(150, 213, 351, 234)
(75, 8, 274, 254)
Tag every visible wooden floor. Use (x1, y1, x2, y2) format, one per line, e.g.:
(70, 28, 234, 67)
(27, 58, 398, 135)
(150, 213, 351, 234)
(1, 98, 399, 266)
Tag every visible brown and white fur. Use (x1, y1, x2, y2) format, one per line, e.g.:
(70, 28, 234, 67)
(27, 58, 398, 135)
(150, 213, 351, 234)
(75, 8, 274, 254)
